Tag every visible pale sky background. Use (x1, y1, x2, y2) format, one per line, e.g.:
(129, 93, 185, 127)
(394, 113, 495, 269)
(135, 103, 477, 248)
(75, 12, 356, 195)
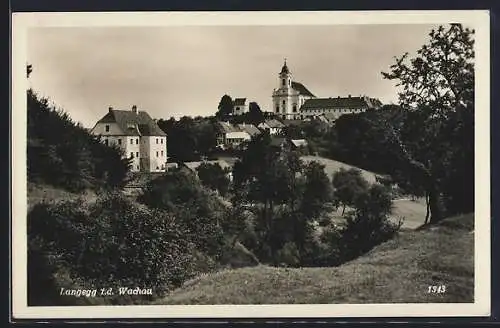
(28, 24, 440, 128)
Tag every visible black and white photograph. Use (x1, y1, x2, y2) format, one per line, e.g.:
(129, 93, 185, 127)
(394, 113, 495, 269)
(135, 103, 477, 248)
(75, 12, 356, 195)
(11, 10, 490, 319)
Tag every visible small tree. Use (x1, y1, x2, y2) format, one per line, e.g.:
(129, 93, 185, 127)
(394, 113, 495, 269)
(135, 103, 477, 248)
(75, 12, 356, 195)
(332, 168, 369, 215)
(196, 162, 231, 196)
(248, 102, 265, 125)
(216, 95, 234, 121)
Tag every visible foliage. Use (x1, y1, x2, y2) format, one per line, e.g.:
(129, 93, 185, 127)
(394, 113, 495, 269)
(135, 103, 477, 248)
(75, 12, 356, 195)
(332, 168, 369, 214)
(139, 170, 226, 258)
(216, 94, 234, 121)
(27, 89, 130, 192)
(196, 162, 231, 196)
(156, 116, 218, 163)
(381, 23, 475, 223)
(28, 193, 196, 303)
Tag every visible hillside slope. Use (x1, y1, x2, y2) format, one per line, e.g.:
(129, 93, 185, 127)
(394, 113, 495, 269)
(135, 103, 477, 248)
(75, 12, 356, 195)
(157, 213, 474, 304)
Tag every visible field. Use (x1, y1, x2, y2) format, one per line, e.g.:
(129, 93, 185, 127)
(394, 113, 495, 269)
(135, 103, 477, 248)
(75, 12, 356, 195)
(157, 213, 474, 304)
(300, 155, 379, 184)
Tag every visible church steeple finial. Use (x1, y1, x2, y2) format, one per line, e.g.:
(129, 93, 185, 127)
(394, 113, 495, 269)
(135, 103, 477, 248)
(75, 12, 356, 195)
(280, 58, 290, 75)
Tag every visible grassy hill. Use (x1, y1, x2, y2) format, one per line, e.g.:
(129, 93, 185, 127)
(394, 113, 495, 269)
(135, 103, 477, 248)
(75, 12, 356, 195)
(300, 155, 379, 184)
(157, 213, 474, 304)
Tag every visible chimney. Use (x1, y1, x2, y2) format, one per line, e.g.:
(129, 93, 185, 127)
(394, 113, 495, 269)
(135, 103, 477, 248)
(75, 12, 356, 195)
(108, 106, 113, 112)
(132, 105, 138, 114)
(348, 94, 351, 98)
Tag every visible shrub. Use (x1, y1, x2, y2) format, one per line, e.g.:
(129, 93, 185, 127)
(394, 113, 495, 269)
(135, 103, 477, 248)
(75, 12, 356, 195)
(274, 242, 301, 267)
(28, 193, 196, 304)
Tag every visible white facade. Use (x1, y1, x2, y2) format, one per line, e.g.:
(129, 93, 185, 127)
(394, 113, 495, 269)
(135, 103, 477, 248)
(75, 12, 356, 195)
(272, 61, 314, 120)
(90, 106, 167, 173)
(233, 99, 249, 115)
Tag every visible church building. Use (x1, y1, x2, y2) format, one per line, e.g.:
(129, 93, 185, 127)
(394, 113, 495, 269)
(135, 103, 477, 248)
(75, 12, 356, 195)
(271, 60, 382, 121)
(272, 60, 316, 120)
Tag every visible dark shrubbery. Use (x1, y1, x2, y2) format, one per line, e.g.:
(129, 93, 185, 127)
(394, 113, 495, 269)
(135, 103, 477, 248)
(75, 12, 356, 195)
(139, 170, 226, 260)
(27, 89, 130, 192)
(28, 193, 196, 305)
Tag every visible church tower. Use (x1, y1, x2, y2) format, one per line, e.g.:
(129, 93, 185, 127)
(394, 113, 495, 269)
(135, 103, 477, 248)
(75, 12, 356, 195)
(272, 59, 294, 120)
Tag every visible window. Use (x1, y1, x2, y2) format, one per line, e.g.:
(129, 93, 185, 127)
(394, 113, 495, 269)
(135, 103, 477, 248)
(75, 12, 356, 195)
(161, 139, 163, 144)
(156, 151, 159, 157)
(136, 138, 139, 144)
(282, 79, 285, 86)
(156, 138, 159, 144)
(293, 104, 297, 112)
(130, 138, 133, 145)
(275, 106, 279, 113)
(137, 165, 140, 170)
(130, 152, 134, 158)
(118, 138, 122, 145)
(282, 100, 285, 105)
(105, 125, 110, 132)
(136, 152, 139, 157)
(161, 151, 164, 156)
(156, 166, 159, 170)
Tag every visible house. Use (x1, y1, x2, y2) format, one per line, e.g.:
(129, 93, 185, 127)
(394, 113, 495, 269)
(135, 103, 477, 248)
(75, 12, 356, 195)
(90, 105, 167, 173)
(258, 119, 285, 136)
(300, 95, 382, 120)
(215, 121, 251, 149)
(272, 59, 316, 120)
(182, 159, 233, 182)
(236, 123, 261, 138)
(232, 98, 249, 116)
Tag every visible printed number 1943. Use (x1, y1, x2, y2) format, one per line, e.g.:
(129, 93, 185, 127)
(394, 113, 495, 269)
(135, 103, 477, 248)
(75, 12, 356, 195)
(428, 285, 446, 293)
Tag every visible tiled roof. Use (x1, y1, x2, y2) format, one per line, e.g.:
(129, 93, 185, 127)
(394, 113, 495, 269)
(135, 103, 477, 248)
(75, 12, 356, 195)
(301, 96, 379, 110)
(292, 81, 315, 97)
(216, 121, 241, 133)
(236, 123, 261, 137)
(265, 119, 285, 129)
(290, 139, 308, 147)
(97, 109, 167, 136)
(233, 98, 247, 106)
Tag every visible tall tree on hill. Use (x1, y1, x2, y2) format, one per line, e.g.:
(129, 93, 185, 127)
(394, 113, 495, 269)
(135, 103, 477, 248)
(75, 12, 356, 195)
(332, 168, 369, 215)
(381, 23, 475, 223)
(248, 102, 265, 125)
(216, 95, 233, 121)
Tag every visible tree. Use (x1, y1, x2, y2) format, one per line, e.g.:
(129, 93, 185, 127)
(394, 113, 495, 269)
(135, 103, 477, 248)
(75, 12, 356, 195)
(332, 168, 369, 215)
(248, 102, 265, 125)
(196, 162, 231, 196)
(216, 95, 233, 121)
(381, 24, 475, 223)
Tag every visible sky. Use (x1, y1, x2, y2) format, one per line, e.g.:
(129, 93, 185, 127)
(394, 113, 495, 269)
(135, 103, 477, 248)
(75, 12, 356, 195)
(27, 24, 439, 128)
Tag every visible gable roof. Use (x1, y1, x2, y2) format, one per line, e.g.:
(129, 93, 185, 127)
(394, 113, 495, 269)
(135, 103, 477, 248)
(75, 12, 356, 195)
(97, 109, 166, 136)
(300, 96, 380, 110)
(216, 121, 240, 133)
(265, 119, 285, 129)
(292, 81, 315, 97)
(233, 98, 247, 106)
(290, 139, 308, 147)
(236, 123, 261, 137)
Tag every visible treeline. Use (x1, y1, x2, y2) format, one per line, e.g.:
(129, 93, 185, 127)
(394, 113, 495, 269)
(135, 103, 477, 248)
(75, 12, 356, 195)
(27, 89, 130, 191)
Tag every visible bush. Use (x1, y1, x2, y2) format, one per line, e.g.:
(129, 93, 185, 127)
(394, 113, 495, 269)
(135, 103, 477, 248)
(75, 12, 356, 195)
(274, 242, 301, 267)
(28, 193, 196, 305)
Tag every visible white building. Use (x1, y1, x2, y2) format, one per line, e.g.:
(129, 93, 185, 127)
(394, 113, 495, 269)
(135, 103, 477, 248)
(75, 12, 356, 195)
(90, 105, 167, 173)
(215, 121, 252, 149)
(232, 98, 249, 115)
(272, 60, 316, 120)
(300, 96, 382, 120)
(258, 119, 285, 136)
(271, 60, 382, 121)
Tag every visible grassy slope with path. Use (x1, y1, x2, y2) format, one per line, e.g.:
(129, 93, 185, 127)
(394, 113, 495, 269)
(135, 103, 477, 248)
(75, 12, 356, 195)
(157, 213, 474, 304)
